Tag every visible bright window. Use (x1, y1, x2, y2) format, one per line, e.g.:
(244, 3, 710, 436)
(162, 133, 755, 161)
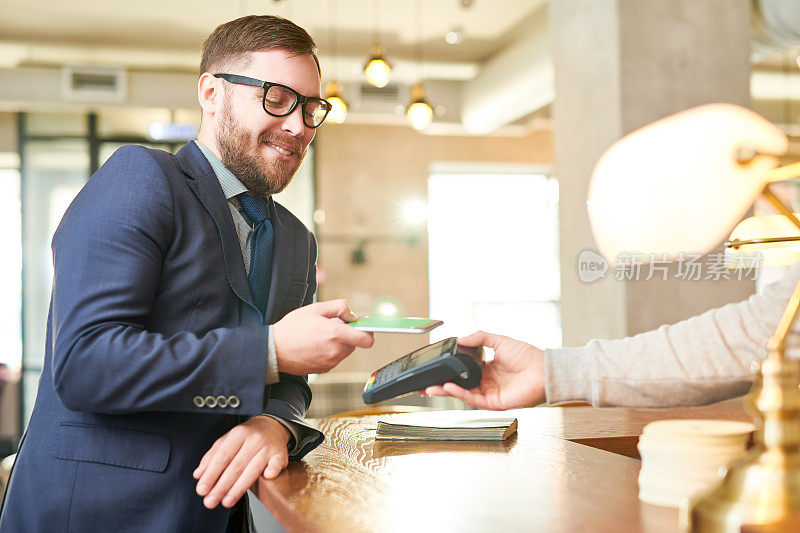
(22, 138, 88, 427)
(428, 168, 561, 349)
(0, 169, 21, 370)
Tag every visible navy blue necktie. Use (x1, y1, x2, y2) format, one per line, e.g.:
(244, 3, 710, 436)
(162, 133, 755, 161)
(237, 194, 274, 318)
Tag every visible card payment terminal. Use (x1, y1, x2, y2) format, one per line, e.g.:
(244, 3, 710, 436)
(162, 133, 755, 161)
(362, 337, 484, 404)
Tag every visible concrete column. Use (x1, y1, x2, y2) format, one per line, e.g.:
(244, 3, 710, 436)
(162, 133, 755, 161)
(553, 0, 755, 346)
(0, 113, 16, 154)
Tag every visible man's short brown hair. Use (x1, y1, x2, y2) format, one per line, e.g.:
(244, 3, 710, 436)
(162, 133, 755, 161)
(200, 15, 320, 76)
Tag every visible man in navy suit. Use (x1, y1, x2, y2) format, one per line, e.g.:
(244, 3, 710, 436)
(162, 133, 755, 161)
(0, 15, 373, 532)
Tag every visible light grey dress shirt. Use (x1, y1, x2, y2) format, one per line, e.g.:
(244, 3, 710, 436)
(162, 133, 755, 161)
(196, 140, 304, 453)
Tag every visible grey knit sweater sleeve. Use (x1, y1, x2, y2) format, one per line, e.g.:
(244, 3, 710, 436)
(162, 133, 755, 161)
(543, 262, 800, 407)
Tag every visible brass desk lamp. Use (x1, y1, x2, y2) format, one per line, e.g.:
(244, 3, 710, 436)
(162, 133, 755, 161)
(726, 212, 800, 268)
(587, 103, 800, 531)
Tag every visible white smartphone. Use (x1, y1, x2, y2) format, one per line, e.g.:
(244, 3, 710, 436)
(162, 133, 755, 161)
(348, 317, 443, 334)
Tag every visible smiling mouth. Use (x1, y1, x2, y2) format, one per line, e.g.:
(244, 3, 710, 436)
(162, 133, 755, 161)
(265, 142, 293, 157)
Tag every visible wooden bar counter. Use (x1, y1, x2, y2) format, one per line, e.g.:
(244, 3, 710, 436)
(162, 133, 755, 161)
(252, 399, 750, 533)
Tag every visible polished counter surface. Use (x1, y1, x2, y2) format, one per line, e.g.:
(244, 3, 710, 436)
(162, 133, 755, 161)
(252, 399, 750, 533)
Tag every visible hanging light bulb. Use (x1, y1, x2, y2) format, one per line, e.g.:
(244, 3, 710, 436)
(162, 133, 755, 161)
(407, 101, 433, 130)
(406, 0, 432, 131)
(325, 80, 348, 124)
(364, 43, 392, 88)
(327, 96, 348, 124)
(406, 82, 433, 131)
(326, 0, 347, 123)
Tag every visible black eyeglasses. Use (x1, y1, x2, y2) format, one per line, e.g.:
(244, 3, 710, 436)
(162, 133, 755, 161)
(214, 73, 331, 128)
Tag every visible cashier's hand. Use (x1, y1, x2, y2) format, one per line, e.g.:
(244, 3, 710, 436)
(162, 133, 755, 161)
(423, 331, 545, 410)
(273, 299, 374, 375)
(194, 416, 290, 509)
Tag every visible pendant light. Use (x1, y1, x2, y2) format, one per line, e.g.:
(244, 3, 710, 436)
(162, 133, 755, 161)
(407, 83, 433, 130)
(406, 0, 433, 130)
(364, 0, 392, 87)
(325, 0, 348, 123)
(326, 81, 348, 124)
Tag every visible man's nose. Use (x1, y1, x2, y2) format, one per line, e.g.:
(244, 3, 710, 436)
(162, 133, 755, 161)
(280, 104, 307, 136)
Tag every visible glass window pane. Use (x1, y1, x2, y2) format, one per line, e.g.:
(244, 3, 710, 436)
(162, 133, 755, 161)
(98, 108, 170, 139)
(172, 110, 202, 130)
(0, 169, 22, 371)
(99, 110, 201, 142)
(99, 142, 175, 166)
(22, 139, 88, 429)
(273, 144, 315, 231)
(472, 301, 562, 350)
(428, 172, 562, 348)
(26, 113, 86, 137)
(22, 369, 42, 428)
(0, 113, 18, 153)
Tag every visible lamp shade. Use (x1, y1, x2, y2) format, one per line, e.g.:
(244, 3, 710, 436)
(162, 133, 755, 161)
(725, 214, 800, 267)
(587, 104, 788, 264)
(407, 101, 433, 130)
(325, 81, 348, 124)
(364, 43, 391, 88)
(406, 82, 433, 130)
(327, 96, 348, 124)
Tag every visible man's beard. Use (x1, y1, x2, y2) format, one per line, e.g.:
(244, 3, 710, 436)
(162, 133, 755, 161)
(216, 97, 305, 198)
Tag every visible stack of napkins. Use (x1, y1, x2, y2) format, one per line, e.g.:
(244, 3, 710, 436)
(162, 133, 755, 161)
(637, 419, 754, 507)
(376, 417, 518, 441)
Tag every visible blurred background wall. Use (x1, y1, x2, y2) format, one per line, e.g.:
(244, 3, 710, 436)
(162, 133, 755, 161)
(0, 0, 799, 446)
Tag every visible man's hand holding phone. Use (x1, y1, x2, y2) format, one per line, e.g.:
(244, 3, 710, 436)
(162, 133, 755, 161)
(272, 299, 374, 375)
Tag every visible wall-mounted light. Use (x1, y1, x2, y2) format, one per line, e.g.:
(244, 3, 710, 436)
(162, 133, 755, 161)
(325, 80, 348, 124)
(406, 83, 433, 131)
(351, 240, 367, 266)
(323, 234, 422, 267)
(402, 200, 427, 224)
(373, 296, 403, 317)
(377, 301, 399, 317)
(445, 27, 463, 45)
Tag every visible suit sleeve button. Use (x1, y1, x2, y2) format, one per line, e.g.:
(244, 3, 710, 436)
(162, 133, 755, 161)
(216, 395, 228, 408)
(227, 395, 240, 408)
(204, 395, 218, 408)
(193, 396, 205, 408)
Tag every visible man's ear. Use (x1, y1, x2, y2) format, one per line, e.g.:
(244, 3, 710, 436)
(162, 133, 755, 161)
(198, 73, 221, 116)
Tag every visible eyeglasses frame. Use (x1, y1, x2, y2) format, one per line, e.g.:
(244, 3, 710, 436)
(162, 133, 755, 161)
(213, 73, 331, 128)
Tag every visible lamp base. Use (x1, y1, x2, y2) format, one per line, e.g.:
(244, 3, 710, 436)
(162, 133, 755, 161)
(685, 447, 800, 531)
(684, 356, 800, 532)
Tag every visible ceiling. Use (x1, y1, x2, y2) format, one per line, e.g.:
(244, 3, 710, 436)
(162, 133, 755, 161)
(1, 0, 799, 135)
(0, 0, 546, 73)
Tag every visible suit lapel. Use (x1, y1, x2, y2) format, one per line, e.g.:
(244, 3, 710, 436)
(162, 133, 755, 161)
(176, 142, 256, 311)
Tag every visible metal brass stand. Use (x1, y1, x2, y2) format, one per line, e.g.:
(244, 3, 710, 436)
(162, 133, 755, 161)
(687, 213, 800, 529)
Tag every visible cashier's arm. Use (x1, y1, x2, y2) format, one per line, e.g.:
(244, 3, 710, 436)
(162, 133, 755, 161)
(423, 330, 545, 410)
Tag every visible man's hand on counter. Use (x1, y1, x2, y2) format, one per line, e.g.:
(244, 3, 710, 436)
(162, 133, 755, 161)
(193, 415, 291, 509)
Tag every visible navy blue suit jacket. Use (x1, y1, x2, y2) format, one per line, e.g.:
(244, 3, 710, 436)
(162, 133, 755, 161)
(0, 141, 324, 532)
